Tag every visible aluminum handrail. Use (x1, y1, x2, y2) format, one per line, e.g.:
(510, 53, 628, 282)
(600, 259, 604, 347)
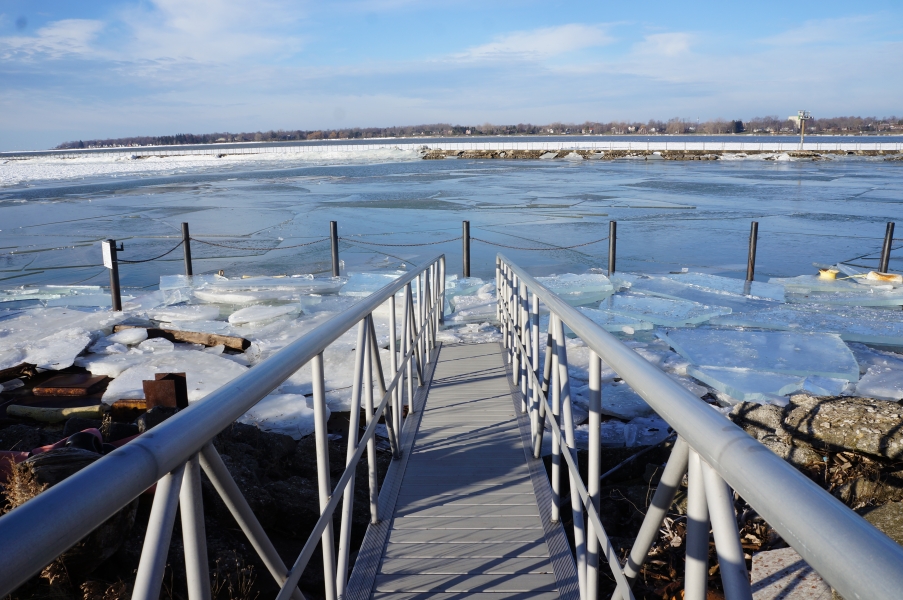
(497, 253, 903, 600)
(0, 255, 446, 598)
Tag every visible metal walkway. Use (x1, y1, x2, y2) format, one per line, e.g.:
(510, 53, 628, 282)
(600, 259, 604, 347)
(349, 342, 578, 600)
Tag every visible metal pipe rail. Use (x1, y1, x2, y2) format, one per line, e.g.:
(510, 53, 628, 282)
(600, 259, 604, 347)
(0, 255, 447, 600)
(495, 253, 903, 600)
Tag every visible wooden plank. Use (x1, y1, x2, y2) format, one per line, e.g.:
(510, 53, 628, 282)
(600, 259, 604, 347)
(373, 573, 558, 593)
(378, 556, 553, 575)
(113, 324, 250, 351)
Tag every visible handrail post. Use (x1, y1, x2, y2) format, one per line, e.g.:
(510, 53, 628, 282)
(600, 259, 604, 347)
(103, 239, 123, 311)
(685, 450, 710, 600)
(530, 292, 541, 443)
(181, 222, 193, 276)
(462, 220, 471, 277)
(608, 221, 617, 276)
(880, 221, 895, 273)
(586, 351, 602, 600)
(702, 462, 752, 599)
(311, 352, 338, 600)
(549, 315, 562, 523)
(439, 256, 446, 325)
(181, 454, 211, 600)
(133, 465, 186, 600)
(388, 295, 400, 436)
(362, 324, 380, 523)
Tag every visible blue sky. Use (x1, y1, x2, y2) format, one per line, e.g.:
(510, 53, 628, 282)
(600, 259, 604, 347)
(1, 1, 902, 150)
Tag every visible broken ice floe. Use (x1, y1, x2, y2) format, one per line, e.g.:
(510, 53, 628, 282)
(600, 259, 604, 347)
(535, 273, 614, 306)
(228, 304, 302, 326)
(238, 393, 322, 440)
(599, 294, 730, 327)
(611, 273, 779, 312)
(662, 329, 860, 381)
(687, 366, 847, 405)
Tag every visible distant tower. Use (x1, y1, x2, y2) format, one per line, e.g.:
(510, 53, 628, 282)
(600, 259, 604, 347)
(797, 110, 812, 149)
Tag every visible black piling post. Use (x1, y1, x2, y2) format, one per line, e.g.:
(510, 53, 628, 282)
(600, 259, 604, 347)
(608, 221, 617, 276)
(462, 221, 471, 277)
(746, 221, 759, 281)
(181, 222, 193, 276)
(330, 221, 340, 277)
(880, 222, 895, 273)
(104, 239, 123, 311)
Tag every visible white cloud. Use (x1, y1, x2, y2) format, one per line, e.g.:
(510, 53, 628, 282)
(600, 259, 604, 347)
(0, 19, 105, 59)
(634, 32, 693, 57)
(455, 24, 613, 61)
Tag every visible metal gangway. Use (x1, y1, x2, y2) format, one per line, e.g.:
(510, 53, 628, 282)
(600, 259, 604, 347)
(1, 253, 902, 600)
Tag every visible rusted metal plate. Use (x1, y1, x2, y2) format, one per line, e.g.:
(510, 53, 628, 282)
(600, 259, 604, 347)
(32, 374, 107, 397)
(142, 373, 188, 409)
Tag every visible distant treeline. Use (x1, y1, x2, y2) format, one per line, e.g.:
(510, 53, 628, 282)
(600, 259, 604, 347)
(56, 116, 903, 149)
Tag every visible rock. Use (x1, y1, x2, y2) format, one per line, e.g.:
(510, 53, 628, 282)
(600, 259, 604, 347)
(784, 394, 903, 461)
(729, 402, 822, 469)
(136, 406, 178, 433)
(859, 501, 903, 546)
(750, 547, 832, 599)
(63, 417, 103, 438)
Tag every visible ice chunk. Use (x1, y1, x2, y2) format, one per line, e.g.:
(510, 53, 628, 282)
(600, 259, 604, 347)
(108, 328, 148, 345)
(165, 320, 235, 335)
(340, 271, 404, 297)
(101, 351, 247, 403)
(600, 380, 654, 419)
(206, 275, 345, 295)
(573, 416, 672, 450)
(612, 273, 779, 312)
(160, 274, 226, 290)
(138, 338, 175, 353)
(662, 329, 859, 381)
(193, 288, 296, 304)
(709, 304, 903, 347)
(687, 365, 847, 404)
(535, 273, 614, 306)
(238, 393, 321, 439)
(599, 294, 731, 327)
(786, 287, 903, 308)
(768, 275, 861, 294)
(45, 293, 121, 308)
(856, 367, 903, 401)
(149, 305, 222, 322)
(576, 306, 653, 333)
(9, 328, 94, 370)
(666, 272, 785, 301)
(0, 348, 26, 371)
(228, 304, 301, 325)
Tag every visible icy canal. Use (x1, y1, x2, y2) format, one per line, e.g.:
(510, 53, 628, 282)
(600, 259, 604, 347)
(1, 152, 902, 441)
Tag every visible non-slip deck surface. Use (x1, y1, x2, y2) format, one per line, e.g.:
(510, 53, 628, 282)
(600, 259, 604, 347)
(372, 343, 560, 599)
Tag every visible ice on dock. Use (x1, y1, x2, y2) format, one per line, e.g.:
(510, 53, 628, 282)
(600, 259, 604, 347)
(149, 305, 222, 322)
(662, 329, 860, 381)
(709, 304, 903, 347)
(448, 282, 496, 323)
(535, 273, 614, 306)
(228, 304, 302, 326)
(600, 293, 731, 327)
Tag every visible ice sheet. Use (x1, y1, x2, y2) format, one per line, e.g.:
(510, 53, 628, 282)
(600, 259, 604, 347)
(340, 271, 405, 297)
(662, 329, 860, 381)
(576, 306, 653, 334)
(0, 327, 94, 370)
(101, 350, 248, 403)
(708, 304, 903, 347)
(193, 288, 298, 305)
(238, 393, 322, 439)
(785, 287, 903, 308)
(228, 304, 302, 325)
(687, 366, 846, 404)
(571, 416, 672, 451)
(600, 380, 654, 419)
(599, 293, 731, 327)
(149, 305, 222, 322)
(666, 272, 785, 301)
(856, 367, 903, 401)
(612, 273, 779, 312)
(768, 275, 862, 294)
(160, 274, 227, 290)
(535, 273, 615, 306)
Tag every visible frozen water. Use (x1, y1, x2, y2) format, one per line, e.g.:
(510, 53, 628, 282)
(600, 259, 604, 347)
(160, 274, 227, 290)
(687, 366, 827, 404)
(437, 322, 503, 344)
(600, 380, 654, 419)
(138, 338, 175, 353)
(576, 306, 653, 333)
(535, 273, 614, 306)
(44, 293, 118, 308)
(785, 287, 903, 308)
(856, 367, 903, 401)
(193, 288, 298, 305)
(708, 304, 903, 347)
(612, 274, 779, 312)
(107, 328, 148, 345)
(0, 327, 94, 370)
(228, 304, 302, 325)
(449, 283, 497, 323)
(662, 329, 860, 381)
(101, 350, 248, 403)
(666, 272, 785, 301)
(340, 272, 404, 297)
(149, 305, 222, 322)
(238, 393, 321, 439)
(768, 275, 862, 294)
(571, 416, 672, 451)
(599, 293, 731, 327)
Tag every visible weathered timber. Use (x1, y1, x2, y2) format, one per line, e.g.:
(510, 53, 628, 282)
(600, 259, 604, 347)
(0, 363, 37, 383)
(6, 404, 105, 424)
(113, 324, 250, 350)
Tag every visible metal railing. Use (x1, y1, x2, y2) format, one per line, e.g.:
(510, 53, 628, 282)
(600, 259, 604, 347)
(0, 255, 446, 600)
(496, 253, 903, 600)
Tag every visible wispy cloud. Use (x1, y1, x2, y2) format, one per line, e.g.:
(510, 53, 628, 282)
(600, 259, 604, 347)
(0, 19, 105, 60)
(454, 24, 613, 61)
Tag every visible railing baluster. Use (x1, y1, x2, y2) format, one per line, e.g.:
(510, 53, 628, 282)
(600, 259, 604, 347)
(404, 284, 415, 413)
(388, 294, 401, 436)
(362, 324, 380, 523)
(181, 454, 212, 600)
(685, 450, 710, 600)
(586, 351, 602, 600)
(530, 293, 541, 453)
(550, 315, 562, 523)
(532, 329, 554, 459)
(133, 464, 186, 600)
(312, 352, 338, 600)
(407, 284, 424, 386)
(336, 320, 367, 598)
(555, 317, 587, 599)
(199, 446, 306, 600)
(702, 462, 753, 600)
(368, 316, 400, 458)
(624, 438, 690, 584)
